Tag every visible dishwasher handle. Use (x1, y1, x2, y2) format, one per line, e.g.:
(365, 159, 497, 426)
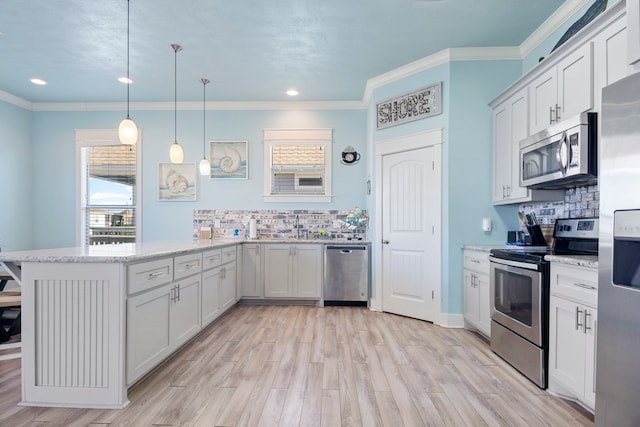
(326, 245, 367, 251)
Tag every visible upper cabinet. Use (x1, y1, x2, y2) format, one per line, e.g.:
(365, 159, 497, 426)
(492, 88, 564, 205)
(490, 2, 631, 205)
(529, 43, 594, 134)
(628, 0, 640, 64)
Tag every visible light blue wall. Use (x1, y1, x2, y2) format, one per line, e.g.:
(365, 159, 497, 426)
(0, 100, 33, 252)
(28, 108, 366, 248)
(366, 60, 522, 314)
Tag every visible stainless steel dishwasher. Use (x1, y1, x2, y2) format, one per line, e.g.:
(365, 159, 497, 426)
(324, 245, 369, 306)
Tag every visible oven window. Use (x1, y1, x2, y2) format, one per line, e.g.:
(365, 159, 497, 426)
(494, 268, 533, 326)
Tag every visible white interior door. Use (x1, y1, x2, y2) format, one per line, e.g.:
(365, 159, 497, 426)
(380, 144, 440, 322)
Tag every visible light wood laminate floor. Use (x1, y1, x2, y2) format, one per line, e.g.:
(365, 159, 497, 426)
(0, 305, 593, 426)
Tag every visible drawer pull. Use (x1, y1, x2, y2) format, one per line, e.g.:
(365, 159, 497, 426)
(148, 271, 164, 278)
(572, 282, 596, 291)
(185, 262, 198, 269)
(469, 259, 481, 264)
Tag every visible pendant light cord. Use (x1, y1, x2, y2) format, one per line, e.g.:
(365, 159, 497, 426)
(203, 82, 206, 157)
(201, 79, 209, 157)
(174, 46, 177, 144)
(126, 0, 131, 119)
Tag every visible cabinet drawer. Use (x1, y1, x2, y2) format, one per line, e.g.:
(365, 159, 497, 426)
(463, 250, 490, 273)
(128, 258, 173, 294)
(221, 246, 237, 265)
(202, 249, 222, 270)
(174, 253, 203, 280)
(550, 264, 598, 307)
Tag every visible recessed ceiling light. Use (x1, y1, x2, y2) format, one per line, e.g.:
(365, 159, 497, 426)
(30, 78, 47, 85)
(118, 77, 133, 84)
(286, 89, 299, 96)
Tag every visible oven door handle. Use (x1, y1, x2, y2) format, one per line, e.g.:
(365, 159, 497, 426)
(489, 256, 541, 271)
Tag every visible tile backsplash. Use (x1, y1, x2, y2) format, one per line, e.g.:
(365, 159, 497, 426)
(193, 209, 368, 240)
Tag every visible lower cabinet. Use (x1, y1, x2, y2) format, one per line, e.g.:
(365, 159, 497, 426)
(462, 249, 491, 337)
(548, 263, 598, 411)
(240, 243, 262, 298)
(127, 272, 201, 385)
(220, 261, 237, 311)
(201, 246, 237, 326)
(264, 244, 322, 299)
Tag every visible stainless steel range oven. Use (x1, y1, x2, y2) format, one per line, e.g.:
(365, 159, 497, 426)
(489, 218, 599, 389)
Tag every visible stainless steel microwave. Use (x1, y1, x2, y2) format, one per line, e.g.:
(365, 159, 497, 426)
(519, 112, 597, 189)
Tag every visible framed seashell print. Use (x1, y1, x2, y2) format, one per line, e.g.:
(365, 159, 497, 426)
(158, 162, 197, 201)
(209, 140, 248, 179)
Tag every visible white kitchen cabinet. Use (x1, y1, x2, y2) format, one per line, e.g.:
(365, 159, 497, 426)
(529, 43, 593, 134)
(127, 254, 203, 385)
(170, 273, 202, 348)
(462, 249, 491, 337)
(594, 15, 632, 110)
(240, 243, 262, 298)
(127, 282, 172, 385)
(264, 244, 322, 299)
(220, 260, 237, 311)
(548, 263, 598, 411)
(127, 270, 202, 385)
(628, 0, 640, 64)
(201, 265, 222, 326)
(201, 246, 237, 326)
(492, 89, 563, 205)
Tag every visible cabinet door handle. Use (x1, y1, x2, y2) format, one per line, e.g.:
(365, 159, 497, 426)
(555, 103, 561, 122)
(573, 282, 596, 291)
(170, 286, 176, 303)
(584, 310, 592, 334)
(576, 307, 583, 330)
(550, 106, 555, 124)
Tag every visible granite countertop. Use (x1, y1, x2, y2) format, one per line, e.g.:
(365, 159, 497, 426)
(0, 240, 239, 263)
(545, 254, 598, 268)
(0, 238, 370, 264)
(462, 245, 503, 253)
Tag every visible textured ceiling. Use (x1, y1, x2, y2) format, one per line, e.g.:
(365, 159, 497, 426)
(0, 0, 567, 103)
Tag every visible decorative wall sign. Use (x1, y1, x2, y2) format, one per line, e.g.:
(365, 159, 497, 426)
(158, 163, 197, 201)
(209, 140, 248, 179)
(376, 82, 442, 130)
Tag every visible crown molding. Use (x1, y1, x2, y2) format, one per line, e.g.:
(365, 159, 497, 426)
(519, 0, 592, 58)
(0, 90, 32, 110)
(27, 100, 366, 112)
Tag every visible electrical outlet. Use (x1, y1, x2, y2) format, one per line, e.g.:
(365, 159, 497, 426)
(214, 219, 221, 228)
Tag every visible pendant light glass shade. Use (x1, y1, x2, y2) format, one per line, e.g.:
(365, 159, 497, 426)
(119, 117, 138, 145)
(119, 0, 138, 145)
(199, 78, 210, 176)
(169, 44, 183, 164)
(170, 142, 184, 163)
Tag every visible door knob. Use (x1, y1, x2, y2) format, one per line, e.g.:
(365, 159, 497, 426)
(382, 239, 390, 245)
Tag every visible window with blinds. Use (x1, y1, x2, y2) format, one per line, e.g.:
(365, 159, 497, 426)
(264, 129, 332, 203)
(77, 130, 139, 247)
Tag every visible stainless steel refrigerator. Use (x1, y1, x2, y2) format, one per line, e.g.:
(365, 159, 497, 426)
(596, 70, 640, 426)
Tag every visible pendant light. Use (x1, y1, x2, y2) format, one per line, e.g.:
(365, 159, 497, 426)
(169, 43, 184, 164)
(119, 0, 138, 145)
(199, 78, 211, 175)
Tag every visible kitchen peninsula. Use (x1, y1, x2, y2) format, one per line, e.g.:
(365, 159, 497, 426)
(0, 240, 240, 409)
